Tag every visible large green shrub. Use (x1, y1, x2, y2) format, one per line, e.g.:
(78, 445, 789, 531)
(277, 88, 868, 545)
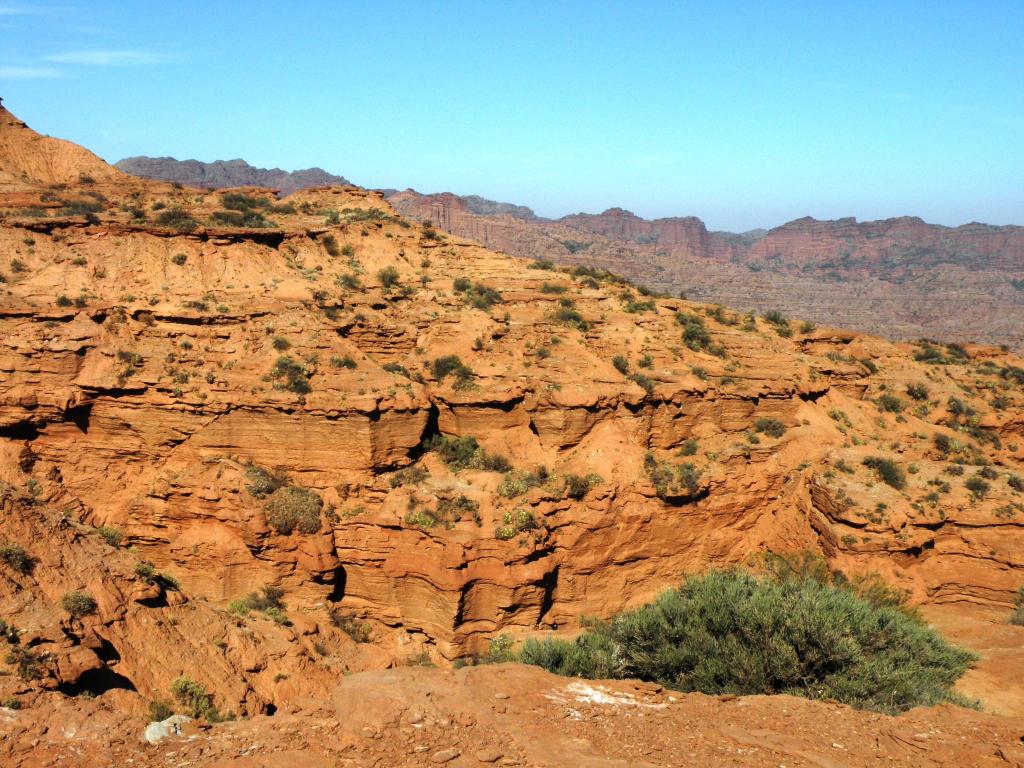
(510, 569, 976, 714)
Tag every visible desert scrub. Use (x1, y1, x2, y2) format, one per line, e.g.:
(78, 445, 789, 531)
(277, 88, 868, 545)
(377, 266, 399, 289)
(551, 300, 589, 332)
(264, 486, 323, 534)
(1010, 587, 1024, 626)
(61, 590, 97, 619)
(155, 208, 198, 233)
(611, 355, 630, 375)
(762, 310, 792, 337)
(454, 280, 503, 310)
(752, 417, 786, 438)
(245, 464, 286, 498)
(906, 383, 930, 401)
(509, 568, 976, 714)
(497, 467, 550, 498)
(5, 645, 43, 681)
(495, 509, 538, 540)
(331, 610, 372, 642)
(644, 453, 702, 499)
(227, 586, 289, 624)
(862, 456, 907, 490)
(96, 525, 123, 548)
(388, 465, 429, 488)
(267, 355, 312, 394)
(0, 543, 32, 574)
(431, 355, 475, 388)
(425, 435, 510, 473)
(170, 676, 220, 721)
(436, 494, 481, 525)
(675, 312, 726, 356)
(563, 473, 601, 500)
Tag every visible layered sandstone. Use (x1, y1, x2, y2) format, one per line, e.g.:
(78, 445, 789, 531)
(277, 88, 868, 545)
(1, 105, 1024, 758)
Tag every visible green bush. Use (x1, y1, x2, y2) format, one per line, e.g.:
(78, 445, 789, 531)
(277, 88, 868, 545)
(965, 475, 990, 498)
(268, 355, 311, 394)
(0, 543, 32, 574)
(1010, 587, 1024, 626)
(552, 304, 589, 332)
(96, 525, 123, 548)
(170, 676, 220, 721)
(61, 590, 97, 619)
(863, 456, 907, 490)
(644, 453, 702, 499)
(331, 611, 371, 642)
(426, 435, 510, 473)
(497, 468, 548, 498)
(495, 509, 537, 540)
(5, 645, 43, 680)
(612, 355, 630, 375)
(454, 281, 502, 310)
(155, 208, 198, 233)
(877, 393, 905, 413)
(431, 355, 474, 388)
(148, 699, 174, 722)
(377, 266, 400, 289)
(511, 569, 976, 714)
(264, 486, 323, 534)
(564, 473, 601, 500)
(752, 417, 786, 438)
(906, 383, 929, 401)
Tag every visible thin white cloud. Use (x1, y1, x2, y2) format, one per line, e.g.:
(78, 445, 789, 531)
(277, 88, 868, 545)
(45, 49, 170, 66)
(0, 64, 64, 79)
(0, 4, 62, 14)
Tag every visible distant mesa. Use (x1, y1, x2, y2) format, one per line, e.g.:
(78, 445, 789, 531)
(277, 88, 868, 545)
(114, 156, 352, 195)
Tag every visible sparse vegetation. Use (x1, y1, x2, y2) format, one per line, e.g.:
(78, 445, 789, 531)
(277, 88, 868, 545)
(426, 435, 511, 473)
(644, 453, 702, 499)
(431, 355, 475, 388)
(377, 266, 400, 289)
(0, 543, 32, 574)
(170, 676, 220, 721)
(264, 486, 323, 534)
(267, 355, 312, 394)
(564, 473, 601, 500)
(863, 456, 907, 490)
(61, 590, 97, 619)
(752, 417, 786, 438)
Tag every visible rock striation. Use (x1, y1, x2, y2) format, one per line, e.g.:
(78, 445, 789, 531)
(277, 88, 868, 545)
(1, 104, 1023, 760)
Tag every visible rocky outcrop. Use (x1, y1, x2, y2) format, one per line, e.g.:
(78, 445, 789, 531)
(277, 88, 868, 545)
(1, 104, 1023, 733)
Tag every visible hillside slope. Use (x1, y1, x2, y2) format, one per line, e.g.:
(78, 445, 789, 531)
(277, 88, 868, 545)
(2, 104, 1024, 763)
(388, 191, 1024, 350)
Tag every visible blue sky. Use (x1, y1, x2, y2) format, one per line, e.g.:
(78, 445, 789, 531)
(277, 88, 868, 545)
(1, 1, 1022, 231)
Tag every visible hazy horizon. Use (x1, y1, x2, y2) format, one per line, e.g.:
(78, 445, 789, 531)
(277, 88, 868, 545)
(1, 0, 1022, 231)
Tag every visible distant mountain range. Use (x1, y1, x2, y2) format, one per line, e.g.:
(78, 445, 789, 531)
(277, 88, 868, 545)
(114, 156, 350, 195)
(114, 155, 1024, 349)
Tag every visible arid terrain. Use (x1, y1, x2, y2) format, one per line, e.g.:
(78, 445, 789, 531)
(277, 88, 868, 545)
(114, 157, 1024, 349)
(1, 105, 1023, 766)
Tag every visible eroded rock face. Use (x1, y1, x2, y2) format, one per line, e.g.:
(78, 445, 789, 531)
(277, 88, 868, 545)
(1, 105, 1023, 720)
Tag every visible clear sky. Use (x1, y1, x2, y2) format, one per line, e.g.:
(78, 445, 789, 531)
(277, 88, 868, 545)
(1, 1, 1022, 231)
